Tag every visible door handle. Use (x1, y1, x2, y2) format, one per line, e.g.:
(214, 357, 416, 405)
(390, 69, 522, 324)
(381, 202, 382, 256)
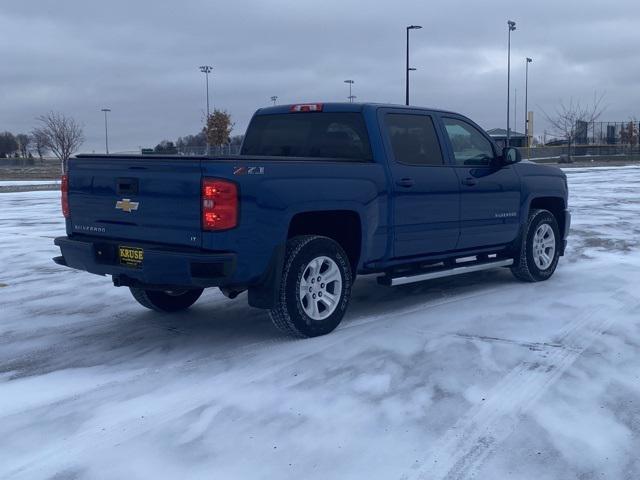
(396, 178, 415, 188)
(461, 177, 477, 186)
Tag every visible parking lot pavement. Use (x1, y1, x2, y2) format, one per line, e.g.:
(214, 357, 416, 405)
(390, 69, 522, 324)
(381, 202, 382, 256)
(1, 166, 639, 480)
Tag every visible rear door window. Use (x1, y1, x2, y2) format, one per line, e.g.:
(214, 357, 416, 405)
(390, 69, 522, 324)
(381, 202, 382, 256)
(384, 113, 444, 166)
(241, 113, 372, 161)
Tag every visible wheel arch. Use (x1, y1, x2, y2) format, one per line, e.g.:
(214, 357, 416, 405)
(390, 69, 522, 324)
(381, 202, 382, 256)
(527, 196, 567, 237)
(287, 209, 363, 273)
(248, 209, 363, 311)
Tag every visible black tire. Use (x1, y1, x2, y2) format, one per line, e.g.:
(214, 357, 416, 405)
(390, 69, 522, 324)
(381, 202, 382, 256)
(511, 209, 561, 282)
(130, 287, 204, 312)
(269, 235, 353, 338)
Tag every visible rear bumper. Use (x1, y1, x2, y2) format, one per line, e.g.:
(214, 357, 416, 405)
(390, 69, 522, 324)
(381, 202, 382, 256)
(53, 236, 236, 288)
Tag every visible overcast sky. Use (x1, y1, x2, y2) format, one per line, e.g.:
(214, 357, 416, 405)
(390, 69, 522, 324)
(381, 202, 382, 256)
(2, 0, 639, 153)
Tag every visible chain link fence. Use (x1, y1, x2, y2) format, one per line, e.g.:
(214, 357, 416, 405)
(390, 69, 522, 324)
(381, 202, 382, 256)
(523, 120, 640, 160)
(574, 120, 640, 146)
(177, 144, 241, 156)
(521, 144, 640, 160)
(139, 144, 242, 156)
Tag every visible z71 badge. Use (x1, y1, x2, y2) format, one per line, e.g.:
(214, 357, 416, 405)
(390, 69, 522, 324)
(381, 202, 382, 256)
(233, 166, 264, 176)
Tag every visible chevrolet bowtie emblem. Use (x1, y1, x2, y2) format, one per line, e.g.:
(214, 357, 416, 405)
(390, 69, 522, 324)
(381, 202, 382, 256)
(115, 198, 139, 213)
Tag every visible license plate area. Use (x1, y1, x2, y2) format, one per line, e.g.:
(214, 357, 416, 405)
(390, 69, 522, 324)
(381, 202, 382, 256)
(119, 246, 144, 268)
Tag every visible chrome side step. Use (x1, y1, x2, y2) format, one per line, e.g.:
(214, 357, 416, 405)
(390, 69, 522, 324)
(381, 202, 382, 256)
(379, 258, 514, 287)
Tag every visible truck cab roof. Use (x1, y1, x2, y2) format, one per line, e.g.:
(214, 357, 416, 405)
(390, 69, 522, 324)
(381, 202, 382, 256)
(255, 102, 459, 116)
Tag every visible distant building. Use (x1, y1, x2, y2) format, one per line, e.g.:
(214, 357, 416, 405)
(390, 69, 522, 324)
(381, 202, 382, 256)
(486, 128, 527, 148)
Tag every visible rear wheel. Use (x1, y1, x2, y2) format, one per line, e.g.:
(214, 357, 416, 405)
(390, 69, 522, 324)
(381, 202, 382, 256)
(511, 209, 560, 282)
(269, 235, 352, 338)
(130, 287, 203, 312)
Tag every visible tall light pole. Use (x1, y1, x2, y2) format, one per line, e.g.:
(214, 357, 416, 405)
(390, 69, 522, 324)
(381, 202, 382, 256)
(514, 88, 517, 133)
(525, 57, 532, 145)
(270, 95, 278, 105)
(199, 65, 213, 119)
(406, 25, 422, 106)
(199, 65, 212, 155)
(506, 20, 516, 146)
(344, 79, 355, 103)
(101, 108, 111, 154)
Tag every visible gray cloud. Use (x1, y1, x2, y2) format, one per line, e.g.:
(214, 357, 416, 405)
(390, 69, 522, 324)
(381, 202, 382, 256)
(1, 0, 639, 152)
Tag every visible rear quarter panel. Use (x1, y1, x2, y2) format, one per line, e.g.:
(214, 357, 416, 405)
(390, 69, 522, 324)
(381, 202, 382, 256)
(201, 159, 388, 285)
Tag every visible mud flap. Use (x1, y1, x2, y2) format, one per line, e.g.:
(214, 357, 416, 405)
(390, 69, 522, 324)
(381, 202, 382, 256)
(248, 244, 285, 309)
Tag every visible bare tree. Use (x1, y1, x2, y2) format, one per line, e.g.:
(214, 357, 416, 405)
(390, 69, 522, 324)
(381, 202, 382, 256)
(176, 130, 207, 154)
(36, 112, 85, 173)
(542, 92, 606, 157)
(153, 140, 177, 154)
(0, 132, 18, 158)
(619, 118, 639, 147)
(16, 133, 31, 158)
(30, 129, 49, 160)
(230, 134, 244, 146)
(206, 109, 234, 149)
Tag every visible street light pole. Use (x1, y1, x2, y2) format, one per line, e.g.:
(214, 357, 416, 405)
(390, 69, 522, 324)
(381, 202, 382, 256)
(199, 65, 213, 155)
(514, 88, 517, 134)
(101, 108, 111, 154)
(506, 20, 516, 146)
(406, 25, 422, 106)
(525, 57, 532, 145)
(344, 79, 355, 103)
(270, 95, 278, 105)
(199, 65, 213, 119)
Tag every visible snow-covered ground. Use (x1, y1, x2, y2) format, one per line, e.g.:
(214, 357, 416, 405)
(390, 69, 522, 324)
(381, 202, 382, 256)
(0, 180, 60, 186)
(1, 166, 639, 480)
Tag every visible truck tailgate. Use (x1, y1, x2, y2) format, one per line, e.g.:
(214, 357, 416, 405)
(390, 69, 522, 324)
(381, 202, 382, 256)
(68, 156, 203, 248)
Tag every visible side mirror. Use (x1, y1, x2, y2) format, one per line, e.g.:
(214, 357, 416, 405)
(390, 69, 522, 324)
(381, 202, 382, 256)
(501, 146, 521, 165)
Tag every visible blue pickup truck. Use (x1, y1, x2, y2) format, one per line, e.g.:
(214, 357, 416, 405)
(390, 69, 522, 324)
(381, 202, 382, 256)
(54, 102, 570, 337)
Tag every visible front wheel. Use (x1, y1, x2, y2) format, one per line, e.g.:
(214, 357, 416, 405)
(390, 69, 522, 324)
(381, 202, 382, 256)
(269, 235, 353, 338)
(511, 209, 561, 282)
(130, 287, 204, 312)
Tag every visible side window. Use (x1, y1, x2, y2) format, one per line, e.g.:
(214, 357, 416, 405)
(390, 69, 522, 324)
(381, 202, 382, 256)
(384, 113, 444, 166)
(443, 117, 495, 166)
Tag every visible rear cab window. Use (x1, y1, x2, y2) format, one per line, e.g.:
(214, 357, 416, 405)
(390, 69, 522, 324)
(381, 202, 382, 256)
(241, 112, 372, 161)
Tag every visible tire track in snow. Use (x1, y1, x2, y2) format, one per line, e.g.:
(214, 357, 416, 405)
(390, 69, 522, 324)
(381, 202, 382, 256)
(3, 319, 374, 479)
(1, 280, 509, 410)
(3, 282, 519, 479)
(400, 289, 640, 480)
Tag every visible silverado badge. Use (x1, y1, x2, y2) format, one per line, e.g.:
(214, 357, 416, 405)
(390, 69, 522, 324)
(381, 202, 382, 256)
(115, 198, 139, 213)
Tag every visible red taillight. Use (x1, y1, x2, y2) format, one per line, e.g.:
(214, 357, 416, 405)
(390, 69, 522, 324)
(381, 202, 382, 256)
(61, 174, 69, 218)
(202, 178, 238, 231)
(290, 103, 323, 112)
